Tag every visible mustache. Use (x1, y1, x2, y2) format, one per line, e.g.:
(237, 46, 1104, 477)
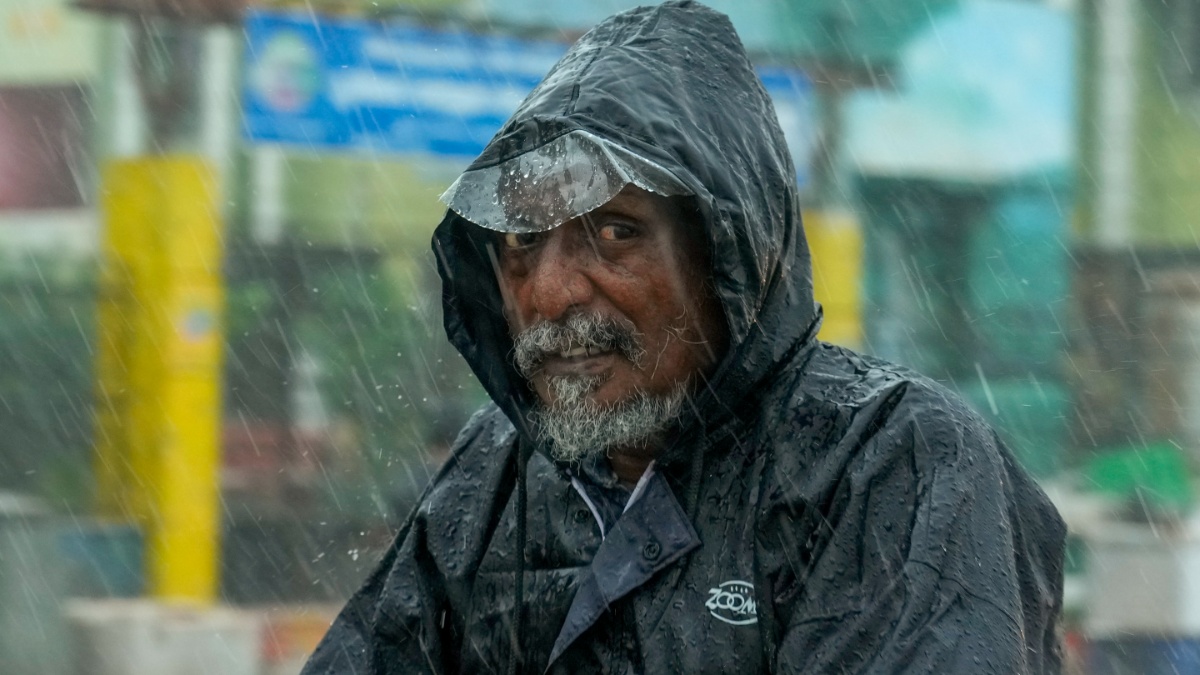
(512, 313, 644, 376)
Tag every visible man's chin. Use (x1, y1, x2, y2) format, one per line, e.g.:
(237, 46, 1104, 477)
(534, 385, 689, 464)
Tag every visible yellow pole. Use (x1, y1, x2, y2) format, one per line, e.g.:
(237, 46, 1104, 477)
(805, 208, 864, 349)
(95, 157, 224, 601)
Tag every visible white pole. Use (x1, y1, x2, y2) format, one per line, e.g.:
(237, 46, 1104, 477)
(200, 25, 238, 210)
(252, 146, 286, 244)
(108, 19, 145, 158)
(1095, 0, 1137, 248)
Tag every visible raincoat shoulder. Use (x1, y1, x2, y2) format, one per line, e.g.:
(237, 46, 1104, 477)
(300, 404, 517, 675)
(754, 342, 1066, 673)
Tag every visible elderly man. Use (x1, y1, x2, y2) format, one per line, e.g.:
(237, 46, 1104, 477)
(303, 2, 1066, 673)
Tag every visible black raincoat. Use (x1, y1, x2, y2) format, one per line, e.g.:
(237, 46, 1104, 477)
(302, 2, 1066, 673)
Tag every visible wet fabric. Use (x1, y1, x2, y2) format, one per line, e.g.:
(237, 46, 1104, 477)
(302, 2, 1066, 673)
(568, 456, 636, 537)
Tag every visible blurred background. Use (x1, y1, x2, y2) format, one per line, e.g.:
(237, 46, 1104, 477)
(2, 0, 1197, 672)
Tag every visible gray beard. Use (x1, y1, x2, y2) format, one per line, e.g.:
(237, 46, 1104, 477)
(534, 374, 690, 464)
(511, 312, 689, 463)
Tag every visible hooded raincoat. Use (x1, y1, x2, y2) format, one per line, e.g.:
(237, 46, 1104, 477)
(302, 2, 1066, 673)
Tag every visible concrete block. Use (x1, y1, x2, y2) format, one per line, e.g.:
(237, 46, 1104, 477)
(65, 599, 261, 675)
(1085, 520, 1200, 637)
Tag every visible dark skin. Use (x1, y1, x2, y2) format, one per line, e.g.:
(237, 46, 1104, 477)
(495, 186, 729, 484)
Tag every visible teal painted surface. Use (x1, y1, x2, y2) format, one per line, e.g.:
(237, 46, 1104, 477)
(57, 521, 144, 597)
(859, 174, 1072, 478)
(860, 179, 997, 380)
(849, 0, 1073, 181)
(966, 176, 1072, 379)
(459, 0, 955, 64)
(772, 0, 958, 65)
(958, 379, 1068, 479)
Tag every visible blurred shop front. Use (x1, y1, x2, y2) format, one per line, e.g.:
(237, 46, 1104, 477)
(0, 1, 110, 673)
(849, 0, 1074, 480)
(857, 172, 1073, 478)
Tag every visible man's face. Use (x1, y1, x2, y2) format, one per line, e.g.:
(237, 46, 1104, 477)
(495, 185, 728, 423)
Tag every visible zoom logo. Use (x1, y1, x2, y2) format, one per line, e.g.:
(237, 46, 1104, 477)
(705, 580, 758, 625)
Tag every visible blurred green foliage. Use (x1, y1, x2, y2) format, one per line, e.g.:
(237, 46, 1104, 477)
(0, 239, 485, 519)
(223, 236, 485, 522)
(0, 256, 97, 510)
(220, 237, 486, 601)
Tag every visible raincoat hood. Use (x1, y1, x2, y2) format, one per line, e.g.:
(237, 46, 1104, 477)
(433, 0, 817, 455)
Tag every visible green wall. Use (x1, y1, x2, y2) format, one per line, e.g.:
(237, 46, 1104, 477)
(1079, 0, 1200, 245)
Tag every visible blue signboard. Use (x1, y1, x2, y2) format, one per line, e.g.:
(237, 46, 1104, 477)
(242, 10, 813, 183)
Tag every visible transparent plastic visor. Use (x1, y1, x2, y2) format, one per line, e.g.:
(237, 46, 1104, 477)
(439, 130, 691, 233)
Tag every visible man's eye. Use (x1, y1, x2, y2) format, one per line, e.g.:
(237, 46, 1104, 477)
(597, 223, 637, 241)
(501, 232, 543, 249)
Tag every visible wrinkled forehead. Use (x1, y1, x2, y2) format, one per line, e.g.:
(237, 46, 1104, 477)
(440, 130, 692, 234)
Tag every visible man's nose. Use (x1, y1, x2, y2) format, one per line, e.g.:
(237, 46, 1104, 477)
(526, 227, 595, 321)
